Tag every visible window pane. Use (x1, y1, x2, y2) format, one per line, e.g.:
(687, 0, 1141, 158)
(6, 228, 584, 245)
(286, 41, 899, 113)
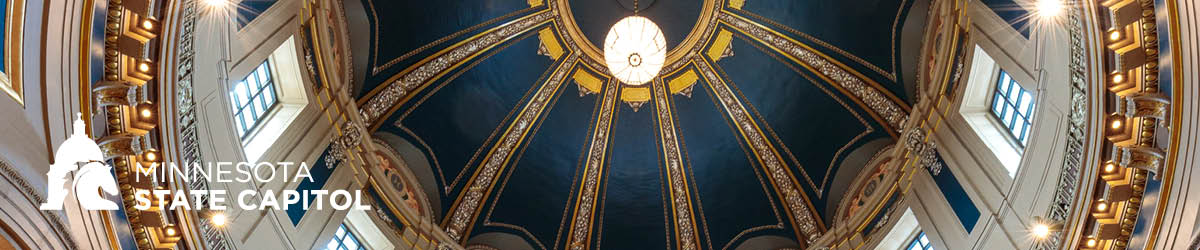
(230, 96, 242, 113)
(256, 98, 268, 118)
(240, 112, 254, 131)
(1004, 79, 1017, 100)
(1017, 121, 1029, 140)
(235, 115, 246, 134)
(1001, 106, 1014, 127)
(230, 60, 279, 139)
(256, 95, 269, 116)
(259, 68, 272, 85)
(909, 232, 930, 250)
(1019, 91, 1031, 112)
(236, 82, 250, 107)
(325, 224, 363, 250)
(259, 62, 272, 79)
(263, 87, 276, 107)
(253, 71, 265, 89)
(989, 70, 1036, 146)
(997, 72, 1011, 96)
(991, 93, 1005, 115)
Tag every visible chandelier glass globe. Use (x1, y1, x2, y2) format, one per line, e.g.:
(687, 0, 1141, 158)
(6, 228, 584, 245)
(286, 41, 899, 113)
(603, 16, 666, 86)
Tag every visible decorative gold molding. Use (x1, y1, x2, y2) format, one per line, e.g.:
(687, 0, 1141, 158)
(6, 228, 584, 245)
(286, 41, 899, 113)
(564, 77, 617, 250)
(1145, 0, 1185, 246)
(729, 0, 745, 9)
(572, 69, 603, 96)
(359, 11, 555, 128)
(538, 27, 564, 60)
(737, 37, 877, 194)
(1057, 0, 1174, 247)
(443, 54, 580, 241)
(730, 9, 897, 82)
(707, 29, 734, 62)
(651, 78, 703, 250)
(363, 2, 539, 76)
(693, 57, 822, 243)
(719, 12, 909, 132)
(1, 0, 24, 105)
(619, 87, 650, 111)
(667, 69, 698, 97)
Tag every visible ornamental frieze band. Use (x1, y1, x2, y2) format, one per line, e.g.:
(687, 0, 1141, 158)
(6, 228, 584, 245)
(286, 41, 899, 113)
(694, 58, 822, 242)
(652, 78, 703, 250)
(445, 54, 581, 240)
(719, 12, 908, 130)
(565, 78, 618, 250)
(360, 11, 556, 124)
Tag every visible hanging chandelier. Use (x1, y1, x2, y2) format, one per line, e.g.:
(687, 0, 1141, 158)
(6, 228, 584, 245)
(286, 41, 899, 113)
(603, 16, 666, 86)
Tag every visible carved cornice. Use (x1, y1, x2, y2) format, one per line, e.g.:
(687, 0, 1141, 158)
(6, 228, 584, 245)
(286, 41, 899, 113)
(443, 54, 580, 241)
(1034, 4, 1093, 250)
(694, 58, 822, 243)
(1044, 0, 1176, 248)
(651, 78, 702, 250)
(327, 120, 365, 169)
(0, 159, 76, 249)
(718, 12, 909, 131)
(903, 129, 942, 176)
(359, 11, 556, 126)
(169, 1, 233, 249)
(564, 78, 618, 250)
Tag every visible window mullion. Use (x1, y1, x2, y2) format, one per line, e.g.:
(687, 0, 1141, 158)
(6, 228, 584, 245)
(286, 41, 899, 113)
(230, 61, 280, 140)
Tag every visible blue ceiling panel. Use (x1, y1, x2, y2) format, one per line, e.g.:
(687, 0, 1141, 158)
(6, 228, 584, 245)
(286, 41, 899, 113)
(380, 36, 556, 213)
(736, 0, 914, 101)
(356, 0, 537, 96)
(350, 0, 928, 247)
(471, 73, 600, 249)
(671, 76, 798, 249)
(715, 37, 891, 220)
(236, 0, 277, 28)
(595, 105, 670, 250)
(980, 0, 1032, 37)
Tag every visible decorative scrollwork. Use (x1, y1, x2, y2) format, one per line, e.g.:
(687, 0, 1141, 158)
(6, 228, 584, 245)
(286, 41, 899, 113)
(650, 78, 701, 250)
(445, 54, 580, 241)
(327, 120, 364, 169)
(566, 78, 618, 250)
(720, 12, 909, 130)
(173, 1, 233, 248)
(903, 129, 942, 176)
(360, 11, 555, 124)
(694, 57, 821, 243)
(1034, 5, 1089, 250)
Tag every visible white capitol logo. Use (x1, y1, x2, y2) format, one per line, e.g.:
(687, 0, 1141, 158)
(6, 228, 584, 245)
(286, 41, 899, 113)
(39, 113, 120, 210)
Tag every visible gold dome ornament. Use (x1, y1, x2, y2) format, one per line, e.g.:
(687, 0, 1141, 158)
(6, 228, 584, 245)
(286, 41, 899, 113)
(603, 16, 666, 86)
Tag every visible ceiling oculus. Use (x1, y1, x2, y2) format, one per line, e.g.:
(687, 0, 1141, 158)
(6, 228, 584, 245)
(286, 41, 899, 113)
(603, 16, 666, 86)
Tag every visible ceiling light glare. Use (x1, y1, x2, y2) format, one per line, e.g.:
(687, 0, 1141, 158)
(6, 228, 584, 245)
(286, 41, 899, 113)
(603, 16, 667, 86)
